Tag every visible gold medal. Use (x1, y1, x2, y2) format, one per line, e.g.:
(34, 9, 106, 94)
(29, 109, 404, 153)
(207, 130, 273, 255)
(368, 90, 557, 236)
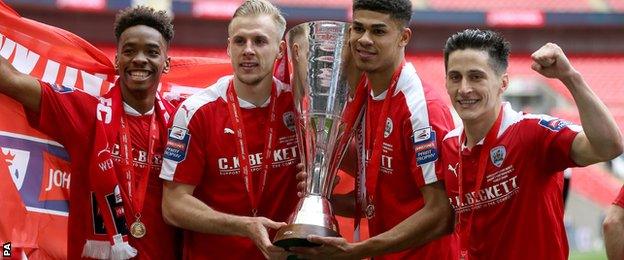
(130, 220, 146, 238)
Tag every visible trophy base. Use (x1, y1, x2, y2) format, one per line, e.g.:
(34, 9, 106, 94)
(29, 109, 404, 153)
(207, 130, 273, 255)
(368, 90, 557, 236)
(273, 224, 340, 250)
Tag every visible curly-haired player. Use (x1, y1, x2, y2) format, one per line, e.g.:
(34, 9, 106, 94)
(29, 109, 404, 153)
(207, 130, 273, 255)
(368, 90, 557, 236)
(0, 6, 181, 259)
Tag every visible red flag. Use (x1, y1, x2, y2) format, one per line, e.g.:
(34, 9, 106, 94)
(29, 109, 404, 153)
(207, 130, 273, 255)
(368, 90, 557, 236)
(0, 147, 26, 242)
(273, 50, 291, 85)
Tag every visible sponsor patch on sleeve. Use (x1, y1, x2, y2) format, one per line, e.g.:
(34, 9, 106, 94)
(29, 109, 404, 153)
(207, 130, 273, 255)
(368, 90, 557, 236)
(49, 83, 75, 93)
(164, 126, 191, 163)
(538, 118, 573, 131)
(413, 127, 438, 165)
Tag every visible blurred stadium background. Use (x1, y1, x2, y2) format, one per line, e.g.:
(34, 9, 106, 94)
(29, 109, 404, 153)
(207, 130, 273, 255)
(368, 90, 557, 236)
(5, 0, 624, 258)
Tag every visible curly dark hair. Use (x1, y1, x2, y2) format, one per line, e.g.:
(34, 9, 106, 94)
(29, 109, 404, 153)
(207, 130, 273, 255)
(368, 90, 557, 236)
(113, 6, 174, 44)
(353, 0, 412, 26)
(443, 29, 510, 75)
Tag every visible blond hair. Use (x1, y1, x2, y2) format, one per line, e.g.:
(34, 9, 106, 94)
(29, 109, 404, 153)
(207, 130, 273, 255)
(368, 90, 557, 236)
(229, 0, 286, 38)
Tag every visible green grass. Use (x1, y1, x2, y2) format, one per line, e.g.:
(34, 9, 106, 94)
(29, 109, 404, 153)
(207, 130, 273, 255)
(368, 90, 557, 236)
(569, 250, 607, 260)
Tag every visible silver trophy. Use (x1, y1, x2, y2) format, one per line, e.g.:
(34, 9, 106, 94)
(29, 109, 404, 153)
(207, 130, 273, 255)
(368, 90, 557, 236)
(273, 21, 356, 249)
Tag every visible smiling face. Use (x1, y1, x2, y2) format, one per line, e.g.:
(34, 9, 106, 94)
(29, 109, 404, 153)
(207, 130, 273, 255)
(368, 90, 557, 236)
(445, 48, 508, 124)
(227, 15, 283, 86)
(349, 10, 409, 74)
(115, 25, 170, 94)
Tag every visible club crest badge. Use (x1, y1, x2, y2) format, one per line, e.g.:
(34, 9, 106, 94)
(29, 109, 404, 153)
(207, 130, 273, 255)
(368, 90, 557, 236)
(283, 111, 295, 132)
(365, 204, 375, 219)
(490, 145, 506, 167)
(384, 118, 393, 138)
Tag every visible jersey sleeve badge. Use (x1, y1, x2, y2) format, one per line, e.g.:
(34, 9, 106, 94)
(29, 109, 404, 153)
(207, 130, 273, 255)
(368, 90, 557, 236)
(164, 126, 191, 163)
(413, 126, 438, 165)
(538, 118, 573, 131)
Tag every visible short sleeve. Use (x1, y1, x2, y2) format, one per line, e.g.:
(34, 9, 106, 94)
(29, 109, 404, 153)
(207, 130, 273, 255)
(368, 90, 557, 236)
(25, 81, 96, 151)
(405, 99, 455, 187)
(159, 101, 207, 185)
(530, 115, 581, 172)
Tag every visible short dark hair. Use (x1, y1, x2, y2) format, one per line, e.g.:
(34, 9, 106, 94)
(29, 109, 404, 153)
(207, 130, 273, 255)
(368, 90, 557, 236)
(353, 0, 412, 26)
(443, 29, 510, 74)
(114, 6, 174, 44)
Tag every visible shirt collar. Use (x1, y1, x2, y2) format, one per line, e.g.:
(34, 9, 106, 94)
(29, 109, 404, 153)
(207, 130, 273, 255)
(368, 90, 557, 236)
(370, 89, 388, 101)
(238, 96, 271, 109)
(123, 102, 154, 116)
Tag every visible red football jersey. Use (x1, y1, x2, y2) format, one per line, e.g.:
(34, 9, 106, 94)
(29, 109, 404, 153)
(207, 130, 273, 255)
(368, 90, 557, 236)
(615, 186, 624, 208)
(28, 81, 180, 259)
(361, 63, 457, 259)
(160, 77, 300, 259)
(441, 103, 580, 260)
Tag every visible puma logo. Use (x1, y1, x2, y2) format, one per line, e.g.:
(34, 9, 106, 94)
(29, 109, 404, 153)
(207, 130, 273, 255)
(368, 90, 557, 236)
(448, 163, 459, 177)
(224, 128, 234, 134)
(180, 105, 191, 117)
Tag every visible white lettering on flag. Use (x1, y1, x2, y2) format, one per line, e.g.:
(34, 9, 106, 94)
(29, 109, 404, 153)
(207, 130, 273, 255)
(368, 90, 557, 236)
(0, 37, 15, 59)
(62, 66, 78, 87)
(41, 60, 60, 83)
(81, 71, 104, 96)
(12, 43, 40, 74)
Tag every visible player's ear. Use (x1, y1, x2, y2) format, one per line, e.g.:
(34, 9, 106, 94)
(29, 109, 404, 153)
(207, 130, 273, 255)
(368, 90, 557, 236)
(227, 37, 232, 57)
(114, 55, 119, 71)
(399, 27, 411, 47)
(500, 73, 509, 94)
(163, 57, 171, 74)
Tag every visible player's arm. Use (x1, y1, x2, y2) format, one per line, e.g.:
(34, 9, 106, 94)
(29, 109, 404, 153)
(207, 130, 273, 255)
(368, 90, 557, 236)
(162, 181, 286, 258)
(604, 187, 624, 260)
(292, 181, 453, 259)
(0, 57, 41, 112)
(531, 43, 623, 166)
(161, 104, 286, 258)
(603, 204, 624, 260)
(351, 181, 453, 256)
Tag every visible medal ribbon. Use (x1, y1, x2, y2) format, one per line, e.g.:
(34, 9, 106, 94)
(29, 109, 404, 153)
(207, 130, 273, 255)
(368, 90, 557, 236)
(226, 79, 278, 216)
(363, 60, 405, 215)
(457, 105, 504, 259)
(340, 75, 368, 240)
(117, 111, 158, 225)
